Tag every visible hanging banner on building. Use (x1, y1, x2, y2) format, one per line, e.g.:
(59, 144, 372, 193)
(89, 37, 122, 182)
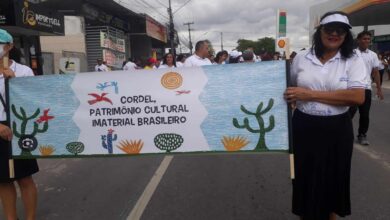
(100, 31, 126, 53)
(146, 16, 167, 43)
(8, 62, 290, 159)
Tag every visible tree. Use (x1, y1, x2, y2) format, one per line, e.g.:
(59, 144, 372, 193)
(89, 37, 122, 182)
(236, 37, 275, 54)
(205, 39, 215, 55)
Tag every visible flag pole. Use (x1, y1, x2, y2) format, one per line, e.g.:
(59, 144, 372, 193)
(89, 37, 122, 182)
(285, 38, 295, 179)
(3, 56, 14, 178)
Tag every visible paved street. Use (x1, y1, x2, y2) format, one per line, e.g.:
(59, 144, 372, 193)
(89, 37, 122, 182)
(3, 82, 390, 220)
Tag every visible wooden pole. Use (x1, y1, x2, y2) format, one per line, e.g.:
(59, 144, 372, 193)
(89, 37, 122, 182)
(285, 38, 295, 180)
(285, 38, 291, 60)
(3, 56, 14, 178)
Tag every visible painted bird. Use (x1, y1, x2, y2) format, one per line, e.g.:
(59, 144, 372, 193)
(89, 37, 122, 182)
(96, 82, 110, 91)
(36, 109, 55, 124)
(88, 93, 113, 105)
(176, 90, 191, 95)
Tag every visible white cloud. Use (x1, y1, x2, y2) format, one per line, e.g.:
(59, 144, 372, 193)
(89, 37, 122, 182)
(118, 0, 329, 53)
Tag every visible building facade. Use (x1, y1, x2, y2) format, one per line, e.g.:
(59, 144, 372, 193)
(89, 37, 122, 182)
(0, 0, 65, 75)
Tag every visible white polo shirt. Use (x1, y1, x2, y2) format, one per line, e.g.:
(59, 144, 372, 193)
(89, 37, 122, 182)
(354, 48, 380, 90)
(291, 50, 367, 116)
(183, 54, 212, 67)
(176, 62, 184, 67)
(95, 64, 109, 72)
(158, 64, 176, 69)
(123, 61, 137, 71)
(0, 60, 34, 121)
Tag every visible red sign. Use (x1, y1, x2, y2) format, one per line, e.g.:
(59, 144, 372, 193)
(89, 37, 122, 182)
(146, 16, 167, 43)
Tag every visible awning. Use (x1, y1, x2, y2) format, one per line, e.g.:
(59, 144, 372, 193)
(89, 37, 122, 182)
(342, 0, 390, 26)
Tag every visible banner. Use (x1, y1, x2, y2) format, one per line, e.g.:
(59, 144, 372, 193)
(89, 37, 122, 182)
(100, 31, 126, 53)
(9, 62, 290, 158)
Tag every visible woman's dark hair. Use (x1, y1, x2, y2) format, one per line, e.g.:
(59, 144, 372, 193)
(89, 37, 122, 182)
(357, 31, 372, 39)
(214, 50, 228, 63)
(162, 53, 176, 67)
(176, 54, 186, 62)
(9, 46, 22, 63)
(229, 56, 241, 64)
(311, 11, 354, 59)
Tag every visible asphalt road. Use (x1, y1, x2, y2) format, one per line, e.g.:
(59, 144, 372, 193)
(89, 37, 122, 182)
(3, 88, 390, 220)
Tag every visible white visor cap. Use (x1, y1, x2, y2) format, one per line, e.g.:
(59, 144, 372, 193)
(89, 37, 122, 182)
(320, 14, 352, 29)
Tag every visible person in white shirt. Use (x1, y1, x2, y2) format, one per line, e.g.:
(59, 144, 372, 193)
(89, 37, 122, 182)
(176, 54, 186, 67)
(123, 59, 137, 71)
(284, 12, 366, 220)
(214, 50, 228, 64)
(159, 53, 176, 69)
(94, 58, 109, 72)
(378, 53, 388, 85)
(184, 40, 212, 67)
(349, 31, 384, 145)
(0, 28, 38, 220)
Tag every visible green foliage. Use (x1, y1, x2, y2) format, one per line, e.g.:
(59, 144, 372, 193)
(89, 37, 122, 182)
(232, 99, 275, 150)
(205, 39, 215, 55)
(236, 37, 275, 54)
(66, 142, 85, 155)
(154, 133, 183, 153)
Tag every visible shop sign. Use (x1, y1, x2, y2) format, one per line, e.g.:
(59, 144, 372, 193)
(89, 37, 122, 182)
(0, 14, 7, 25)
(146, 16, 167, 43)
(0, 0, 15, 25)
(373, 35, 390, 43)
(13, 0, 64, 35)
(82, 3, 128, 31)
(100, 31, 126, 53)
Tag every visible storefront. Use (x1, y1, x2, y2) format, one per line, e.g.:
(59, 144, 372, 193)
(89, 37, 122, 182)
(373, 35, 390, 53)
(0, 0, 64, 75)
(81, 2, 131, 71)
(39, 0, 141, 71)
(130, 15, 169, 60)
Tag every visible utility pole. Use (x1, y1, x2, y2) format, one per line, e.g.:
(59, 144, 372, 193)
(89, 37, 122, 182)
(183, 22, 194, 54)
(220, 32, 223, 51)
(168, 0, 175, 56)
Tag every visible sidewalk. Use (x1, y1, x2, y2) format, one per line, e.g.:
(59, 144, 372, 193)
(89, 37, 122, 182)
(382, 78, 390, 90)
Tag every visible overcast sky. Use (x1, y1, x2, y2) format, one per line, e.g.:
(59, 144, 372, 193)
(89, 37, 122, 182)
(117, 0, 328, 53)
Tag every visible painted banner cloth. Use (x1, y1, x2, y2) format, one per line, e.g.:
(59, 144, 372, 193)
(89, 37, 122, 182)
(9, 61, 289, 158)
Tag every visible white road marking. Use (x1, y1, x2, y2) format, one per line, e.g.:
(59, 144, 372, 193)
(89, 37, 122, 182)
(354, 144, 390, 170)
(127, 155, 174, 220)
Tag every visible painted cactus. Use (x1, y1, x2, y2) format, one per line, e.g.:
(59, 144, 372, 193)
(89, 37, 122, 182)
(154, 133, 183, 153)
(101, 129, 117, 154)
(66, 142, 85, 155)
(232, 99, 275, 150)
(12, 105, 51, 155)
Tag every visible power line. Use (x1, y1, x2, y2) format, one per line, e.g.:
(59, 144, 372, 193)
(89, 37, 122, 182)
(136, 0, 169, 20)
(183, 22, 194, 54)
(173, 0, 193, 14)
(119, 0, 169, 22)
(156, 0, 167, 8)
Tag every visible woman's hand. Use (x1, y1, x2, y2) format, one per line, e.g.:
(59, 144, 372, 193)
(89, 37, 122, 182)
(284, 87, 313, 103)
(0, 124, 12, 141)
(0, 67, 16, 78)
